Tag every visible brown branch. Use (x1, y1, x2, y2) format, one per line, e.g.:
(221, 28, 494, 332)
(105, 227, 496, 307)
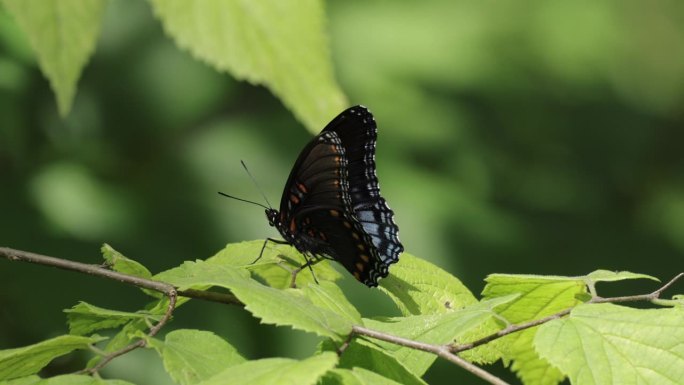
(0, 247, 241, 374)
(82, 289, 177, 375)
(351, 325, 511, 385)
(0, 247, 243, 305)
(3, 246, 681, 385)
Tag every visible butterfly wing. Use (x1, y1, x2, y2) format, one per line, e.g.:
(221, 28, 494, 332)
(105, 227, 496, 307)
(275, 106, 403, 286)
(322, 106, 404, 271)
(276, 130, 390, 285)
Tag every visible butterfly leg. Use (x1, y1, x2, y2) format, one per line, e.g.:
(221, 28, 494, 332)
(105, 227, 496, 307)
(253, 237, 290, 264)
(289, 253, 323, 288)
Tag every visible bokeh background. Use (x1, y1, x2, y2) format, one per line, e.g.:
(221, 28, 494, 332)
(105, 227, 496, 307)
(1, 1, 683, 384)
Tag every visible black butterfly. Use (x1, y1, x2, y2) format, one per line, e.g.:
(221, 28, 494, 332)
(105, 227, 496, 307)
(264, 105, 403, 287)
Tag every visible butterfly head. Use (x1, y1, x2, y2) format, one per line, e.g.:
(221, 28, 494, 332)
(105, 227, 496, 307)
(266, 208, 279, 227)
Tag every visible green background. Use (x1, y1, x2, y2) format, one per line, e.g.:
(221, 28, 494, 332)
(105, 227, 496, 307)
(1, 1, 683, 384)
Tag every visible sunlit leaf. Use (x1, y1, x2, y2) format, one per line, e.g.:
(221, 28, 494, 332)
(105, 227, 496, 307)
(363, 295, 516, 376)
(147, 329, 245, 385)
(149, 0, 347, 132)
(379, 252, 477, 316)
(536, 303, 684, 385)
(482, 273, 587, 385)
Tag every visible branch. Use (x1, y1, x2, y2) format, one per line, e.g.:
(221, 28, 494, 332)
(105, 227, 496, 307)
(3, 246, 681, 385)
(451, 272, 684, 353)
(0, 247, 241, 374)
(351, 325, 511, 385)
(0, 247, 243, 306)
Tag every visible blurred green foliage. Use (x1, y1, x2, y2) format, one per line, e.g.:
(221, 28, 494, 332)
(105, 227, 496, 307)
(1, 1, 683, 384)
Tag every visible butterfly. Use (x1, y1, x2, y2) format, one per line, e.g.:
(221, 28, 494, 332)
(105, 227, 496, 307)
(264, 105, 403, 287)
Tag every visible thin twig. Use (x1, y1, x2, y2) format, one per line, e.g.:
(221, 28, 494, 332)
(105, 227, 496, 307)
(351, 325, 510, 385)
(0, 247, 243, 305)
(82, 289, 177, 375)
(451, 308, 573, 353)
(2, 246, 682, 384)
(451, 272, 684, 353)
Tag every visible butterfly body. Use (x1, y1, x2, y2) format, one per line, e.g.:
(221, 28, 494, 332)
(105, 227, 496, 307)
(267, 106, 403, 287)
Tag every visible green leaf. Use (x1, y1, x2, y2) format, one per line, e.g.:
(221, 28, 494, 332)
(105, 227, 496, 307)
(210, 240, 343, 288)
(230, 278, 352, 341)
(148, 0, 347, 132)
(0, 375, 40, 385)
(379, 252, 477, 316)
(207, 240, 282, 268)
(583, 269, 659, 283)
(155, 259, 351, 340)
(333, 339, 426, 385)
(64, 301, 161, 336)
(536, 303, 684, 385)
(153, 259, 251, 291)
(196, 352, 337, 385)
(301, 281, 362, 324)
(482, 273, 587, 385)
(1, 0, 106, 116)
(321, 368, 403, 385)
(101, 243, 152, 280)
(0, 335, 105, 380)
(34, 375, 134, 385)
(85, 318, 147, 369)
(362, 295, 517, 376)
(147, 329, 245, 385)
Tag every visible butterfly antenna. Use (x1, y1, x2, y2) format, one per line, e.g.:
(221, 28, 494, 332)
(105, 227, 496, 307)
(218, 192, 270, 210)
(241, 160, 273, 209)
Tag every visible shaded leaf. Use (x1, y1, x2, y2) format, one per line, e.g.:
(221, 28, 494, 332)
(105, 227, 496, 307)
(0, 375, 40, 385)
(211, 240, 343, 288)
(301, 281, 362, 324)
(35, 375, 134, 385)
(0, 335, 105, 380)
(64, 301, 161, 336)
(196, 352, 337, 385)
(583, 269, 659, 283)
(2, 0, 106, 116)
(320, 368, 403, 385)
(149, 0, 347, 132)
(536, 303, 684, 385)
(101, 243, 152, 280)
(147, 329, 245, 385)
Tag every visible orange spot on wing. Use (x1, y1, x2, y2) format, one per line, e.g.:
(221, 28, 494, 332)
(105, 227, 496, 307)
(289, 219, 296, 233)
(290, 194, 300, 204)
(353, 271, 361, 280)
(355, 262, 365, 272)
(329, 209, 340, 217)
(359, 254, 370, 262)
(297, 183, 308, 193)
